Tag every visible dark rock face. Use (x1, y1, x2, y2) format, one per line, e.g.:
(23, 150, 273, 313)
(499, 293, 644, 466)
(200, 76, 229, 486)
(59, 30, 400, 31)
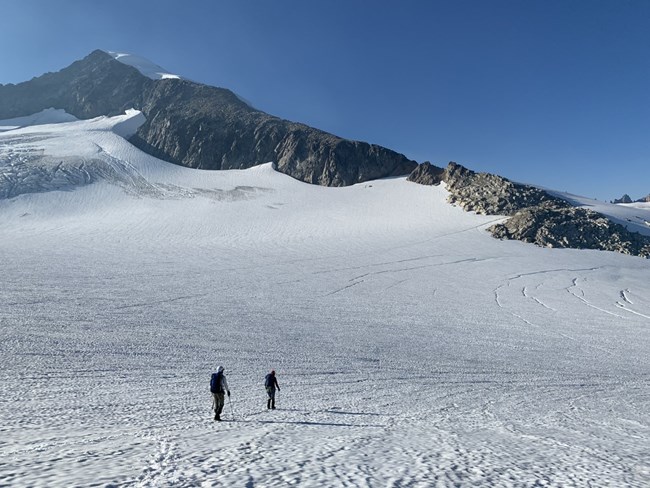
(406, 162, 445, 185)
(613, 194, 633, 204)
(273, 131, 417, 186)
(130, 79, 417, 184)
(637, 194, 650, 203)
(0, 50, 417, 186)
(489, 202, 650, 258)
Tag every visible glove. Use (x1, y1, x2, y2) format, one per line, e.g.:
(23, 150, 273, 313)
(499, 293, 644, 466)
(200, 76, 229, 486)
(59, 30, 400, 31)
(227, 390, 231, 397)
(277, 387, 280, 391)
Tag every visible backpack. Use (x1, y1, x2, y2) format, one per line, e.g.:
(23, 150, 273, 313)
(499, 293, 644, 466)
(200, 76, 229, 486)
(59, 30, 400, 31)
(264, 373, 274, 388)
(210, 372, 222, 393)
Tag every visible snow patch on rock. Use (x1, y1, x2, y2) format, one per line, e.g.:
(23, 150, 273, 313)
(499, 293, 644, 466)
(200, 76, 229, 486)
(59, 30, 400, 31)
(108, 51, 183, 80)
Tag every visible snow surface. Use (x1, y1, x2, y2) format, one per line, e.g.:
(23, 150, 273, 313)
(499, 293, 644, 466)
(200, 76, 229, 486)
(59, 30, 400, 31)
(1, 112, 650, 487)
(109, 51, 183, 80)
(0, 108, 78, 132)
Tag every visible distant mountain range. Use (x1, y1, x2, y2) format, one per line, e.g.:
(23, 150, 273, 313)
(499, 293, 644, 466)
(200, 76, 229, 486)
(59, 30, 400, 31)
(612, 194, 650, 204)
(1, 50, 649, 258)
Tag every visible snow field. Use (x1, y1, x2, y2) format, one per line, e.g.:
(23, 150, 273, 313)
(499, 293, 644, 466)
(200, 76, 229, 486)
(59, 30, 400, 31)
(0, 112, 649, 487)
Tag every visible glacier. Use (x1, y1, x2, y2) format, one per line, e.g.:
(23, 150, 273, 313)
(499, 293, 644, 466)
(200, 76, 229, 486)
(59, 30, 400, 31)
(0, 111, 649, 487)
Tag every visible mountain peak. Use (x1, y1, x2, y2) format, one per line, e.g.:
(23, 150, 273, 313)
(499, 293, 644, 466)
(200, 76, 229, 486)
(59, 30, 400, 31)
(0, 50, 417, 186)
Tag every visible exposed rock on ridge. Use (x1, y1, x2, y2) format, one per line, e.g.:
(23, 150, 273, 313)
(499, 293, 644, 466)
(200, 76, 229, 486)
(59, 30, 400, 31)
(406, 161, 445, 186)
(407, 161, 650, 258)
(0, 50, 416, 186)
(130, 78, 416, 185)
(489, 202, 650, 258)
(442, 162, 564, 216)
(408, 161, 564, 215)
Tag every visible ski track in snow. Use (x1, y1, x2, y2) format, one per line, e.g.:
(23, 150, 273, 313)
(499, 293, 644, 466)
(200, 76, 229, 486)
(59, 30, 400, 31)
(1, 113, 650, 487)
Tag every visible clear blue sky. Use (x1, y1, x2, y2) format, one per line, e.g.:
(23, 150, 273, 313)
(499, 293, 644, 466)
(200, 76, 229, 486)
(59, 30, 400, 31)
(1, 0, 648, 200)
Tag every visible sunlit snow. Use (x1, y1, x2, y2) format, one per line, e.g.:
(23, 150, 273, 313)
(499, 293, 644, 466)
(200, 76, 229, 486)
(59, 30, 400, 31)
(1, 112, 649, 487)
(0, 108, 78, 132)
(108, 51, 183, 80)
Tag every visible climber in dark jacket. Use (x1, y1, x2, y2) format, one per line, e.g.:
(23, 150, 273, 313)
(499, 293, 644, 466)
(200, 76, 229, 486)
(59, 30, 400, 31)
(210, 365, 230, 421)
(264, 370, 280, 409)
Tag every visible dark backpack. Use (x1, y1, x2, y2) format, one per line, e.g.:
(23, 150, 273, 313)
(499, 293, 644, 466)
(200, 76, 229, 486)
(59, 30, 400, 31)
(264, 374, 274, 388)
(210, 372, 222, 393)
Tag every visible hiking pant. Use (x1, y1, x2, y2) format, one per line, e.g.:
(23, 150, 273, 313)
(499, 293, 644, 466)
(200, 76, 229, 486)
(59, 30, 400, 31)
(213, 392, 225, 417)
(266, 387, 276, 409)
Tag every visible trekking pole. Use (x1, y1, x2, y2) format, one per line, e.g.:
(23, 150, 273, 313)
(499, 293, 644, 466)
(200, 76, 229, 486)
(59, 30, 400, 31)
(228, 395, 235, 420)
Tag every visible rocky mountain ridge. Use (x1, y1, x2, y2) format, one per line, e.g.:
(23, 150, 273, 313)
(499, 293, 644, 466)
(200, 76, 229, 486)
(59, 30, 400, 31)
(3, 51, 648, 258)
(408, 161, 566, 215)
(407, 162, 650, 258)
(0, 50, 416, 186)
(612, 193, 650, 204)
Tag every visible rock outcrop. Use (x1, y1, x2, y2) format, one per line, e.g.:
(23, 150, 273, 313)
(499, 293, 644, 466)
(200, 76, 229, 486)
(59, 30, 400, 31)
(0, 50, 417, 186)
(442, 162, 564, 216)
(406, 161, 445, 185)
(407, 161, 563, 215)
(407, 161, 650, 258)
(489, 202, 650, 258)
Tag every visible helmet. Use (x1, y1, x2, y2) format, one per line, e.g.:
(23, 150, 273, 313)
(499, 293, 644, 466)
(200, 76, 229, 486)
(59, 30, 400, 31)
(217, 365, 224, 373)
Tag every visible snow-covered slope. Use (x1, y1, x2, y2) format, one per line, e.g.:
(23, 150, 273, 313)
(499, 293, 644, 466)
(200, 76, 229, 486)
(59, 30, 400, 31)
(0, 108, 77, 132)
(1, 114, 649, 487)
(108, 51, 183, 80)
